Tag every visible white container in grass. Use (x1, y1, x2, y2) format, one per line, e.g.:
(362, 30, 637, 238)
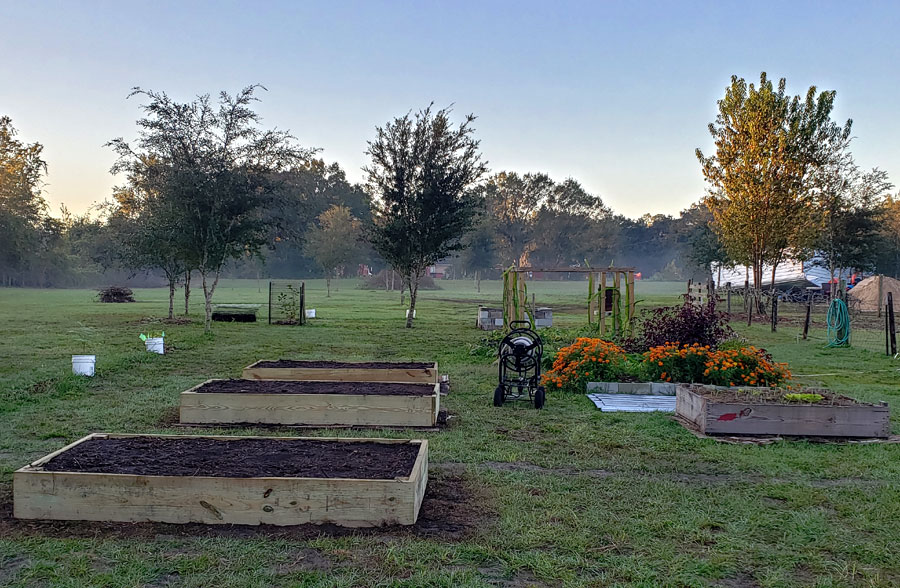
(406, 309, 416, 318)
(140, 332, 165, 355)
(305, 309, 316, 319)
(145, 337, 164, 354)
(72, 355, 96, 377)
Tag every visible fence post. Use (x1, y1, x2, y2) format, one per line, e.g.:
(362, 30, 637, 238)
(878, 274, 884, 318)
(889, 292, 897, 356)
(268, 281, 272, 325)
(747, 290, 753, 326)
(802, 294, 812, 340)
(771, 295, 778, 332)
(726, 282, 732, 314)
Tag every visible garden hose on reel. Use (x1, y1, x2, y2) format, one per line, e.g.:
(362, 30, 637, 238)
(825, 298, 851, 348)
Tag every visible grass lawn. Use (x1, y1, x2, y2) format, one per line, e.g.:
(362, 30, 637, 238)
(1, 279, 898, 588)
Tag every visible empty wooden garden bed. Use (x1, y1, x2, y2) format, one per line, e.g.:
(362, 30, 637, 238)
(242, 360, 438, 384)
(14, 433, 428, 527)
(180, 379, 441, 427)
(676, 384, 890, 438)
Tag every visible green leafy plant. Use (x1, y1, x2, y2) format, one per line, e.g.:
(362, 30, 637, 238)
(783, 393, 824, 403)
(277, 284, 301, 323)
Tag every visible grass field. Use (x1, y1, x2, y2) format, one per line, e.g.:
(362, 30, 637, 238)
(1, 279, 899, 588)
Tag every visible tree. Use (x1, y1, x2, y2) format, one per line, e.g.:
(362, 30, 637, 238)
(481, 172, 552, 266)
(678, 202, 730, 280)
(809, 149, 892, 293)
(877, 195, 900, 278)
(365, 104, 487, 327)
(0, 116, 48, 286)
(305, 205, 362, 297)
(108, 86, 312, 332)
(457, 211, 497, 292)
(697, 73, 852, 292)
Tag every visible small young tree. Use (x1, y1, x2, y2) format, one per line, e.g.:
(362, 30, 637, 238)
(305, 205, 362, 297)
(365, 105, 487, 327)
(108, 86, 312, 332)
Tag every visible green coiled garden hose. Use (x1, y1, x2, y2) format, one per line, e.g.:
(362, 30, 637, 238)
(825, 298, 851, 348)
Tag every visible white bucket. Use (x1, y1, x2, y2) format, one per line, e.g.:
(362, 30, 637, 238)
(406, 309, 416, 318)
(72, 355, 96, 377)
(305, 309, 316, 319)
(145, 337, 165, 355)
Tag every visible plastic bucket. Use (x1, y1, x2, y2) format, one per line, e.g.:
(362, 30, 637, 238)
(72, 355, 96, 377)
(406, 309, 416, 318)
(145, 337, 165, 355)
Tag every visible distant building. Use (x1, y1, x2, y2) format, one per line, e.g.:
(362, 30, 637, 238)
(712, 256, 852, 290)
(427, 262, 452, 279)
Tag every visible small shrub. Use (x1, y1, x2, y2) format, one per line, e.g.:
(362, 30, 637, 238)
(784, 393, 823, 403)
(542, 338, 628, 392)
(634, 298, 732, 352)
(641, 343, 712, 383)
(98, 286, 135, 303)
(701, 346, 791, 388)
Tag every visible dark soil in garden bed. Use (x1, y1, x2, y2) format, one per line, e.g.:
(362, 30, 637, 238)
(255, 360, 433, 369)
(194, 379, 435, 396)
(39, 437, 420, 479)
(684, 385, 870, 407)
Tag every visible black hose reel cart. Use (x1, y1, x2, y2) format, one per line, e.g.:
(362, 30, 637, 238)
(493, 320, 546, 409)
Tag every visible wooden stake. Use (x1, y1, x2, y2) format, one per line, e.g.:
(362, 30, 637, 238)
(888, 292, 897, 356)
(599, 271, 607, 337)
(802, 294, 811, 340)
(770, 295, 778, 332)
(878, 274, 884, 318)
(626, 271, 636, 335)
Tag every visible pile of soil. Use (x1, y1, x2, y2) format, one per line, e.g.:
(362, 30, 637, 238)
(849, 276, 900, 311)
(194, 379, 435, 396)
(255, 360, 433, 370)
(40, 437, 420, 479)
(685, 385, 867, 406)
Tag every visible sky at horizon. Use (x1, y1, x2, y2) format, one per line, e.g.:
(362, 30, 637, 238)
(2, 0, 899, 219)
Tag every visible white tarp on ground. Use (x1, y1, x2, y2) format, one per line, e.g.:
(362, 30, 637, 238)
(587, 393, 676, 412)
(711, 257, 851, 290)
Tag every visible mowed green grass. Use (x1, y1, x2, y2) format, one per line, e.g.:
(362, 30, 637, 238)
(0, 279, 898, 588)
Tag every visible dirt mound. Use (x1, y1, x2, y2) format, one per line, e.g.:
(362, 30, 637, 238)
(848, 276, 900, 311)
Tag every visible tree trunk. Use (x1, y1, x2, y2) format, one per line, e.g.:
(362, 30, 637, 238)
(167, 276, 176, 320)
(475, 270, 481, 293)
(201, 269, 220, 334)
(406, 276, 419, 328)
(326, 276, 331, 298)
(184, 271, 191, 316)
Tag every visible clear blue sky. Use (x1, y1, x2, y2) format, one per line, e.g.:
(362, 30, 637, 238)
(2, 0, 898, 218)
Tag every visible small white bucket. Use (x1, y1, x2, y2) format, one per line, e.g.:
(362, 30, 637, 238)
(406, 309, 416, 318)
(72, 355, 96, 377)
(305, 309, 316, 319)
(145, 337, 165, 355)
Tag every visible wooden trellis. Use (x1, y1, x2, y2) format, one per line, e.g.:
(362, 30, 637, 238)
(501, 267, 636, 336)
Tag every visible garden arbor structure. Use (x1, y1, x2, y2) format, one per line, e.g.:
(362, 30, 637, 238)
(502, 267, 636, 336)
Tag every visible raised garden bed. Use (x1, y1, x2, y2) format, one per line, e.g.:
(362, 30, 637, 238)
(676, 384, 890, 438)
(14, 433, 428, 527)
(242, 360, 438, 385)
(180, 379, 441, 427)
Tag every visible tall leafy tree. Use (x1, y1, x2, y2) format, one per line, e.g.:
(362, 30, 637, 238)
(697, 73, 852, 291)
(877, 195, 900, 278)
(108, 85, 312, 332)
(365, 104, 487, 327)
(0, 116, 48, 286)
(304, 205, 362, 297)
(481, 172, 552, 266)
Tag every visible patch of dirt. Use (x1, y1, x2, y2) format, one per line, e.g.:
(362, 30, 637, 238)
(684, 384, 867, 407)
(0, 556, 30, 584)
(39, 437, 420, 479)
(0, 470, 493, 542)
(714, 572, 762, 588)
(276, 547, 333, 573)
(157, 406, 180, 427)
(476, 564, 550, 587)
(495, 427, 541, 442)
(193, 379, 435, 396)
(254, 360, 433, 370)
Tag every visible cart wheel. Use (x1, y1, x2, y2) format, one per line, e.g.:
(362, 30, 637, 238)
(533, 386, 546, 409)
(493, 385, 505, 407)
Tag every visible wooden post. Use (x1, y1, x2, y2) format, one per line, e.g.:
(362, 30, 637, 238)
(888, 292, 897, 356)
(517, 272, 526, 323)
(300, 282, 307, 325)
(802, 294, 812, 340)
(626, 271, 636, 335)
(613, 271, 621, 335)
(770, 295, 778, 332)
(726, 283, 732, 314)
(268, 281, 272, 325)
(878, 274, 884, 318)
(743, 279, 749, 314)
(599, 271, 607, 337)
(747, 290, 753, 326)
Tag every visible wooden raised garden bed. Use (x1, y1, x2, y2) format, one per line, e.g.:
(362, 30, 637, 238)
(180, 379, 441, 427)
(242, 360, 439, 385)
(676, 384, 890, 438)
(14, 433, 428, 527)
